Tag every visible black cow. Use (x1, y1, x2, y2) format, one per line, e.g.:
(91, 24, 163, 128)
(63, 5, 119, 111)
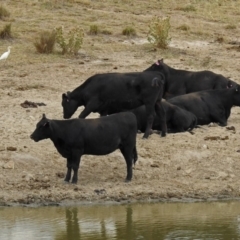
(62, 72, 166, 138)
(168, 85, 240, 126)
(144, 59, 237, 99)
(30, 112, 138, 184)
(131, 100, 197, 133)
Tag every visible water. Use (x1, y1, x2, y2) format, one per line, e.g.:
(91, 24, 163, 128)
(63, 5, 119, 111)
(1, 201, 240, 240)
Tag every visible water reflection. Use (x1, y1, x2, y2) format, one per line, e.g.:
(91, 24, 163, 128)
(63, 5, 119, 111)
(1, 201, 240, 240)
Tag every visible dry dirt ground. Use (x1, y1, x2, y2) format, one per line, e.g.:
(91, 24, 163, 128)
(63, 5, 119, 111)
(1, 0, 240, 206)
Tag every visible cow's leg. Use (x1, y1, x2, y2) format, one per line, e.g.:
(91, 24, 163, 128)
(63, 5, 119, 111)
(71, 150, 82, 184)
(120, 146, 134, 182)
(64, 158, 72, 183)
(155, 100, 167, 137)
(142, 104, 155, 139)
(78, 98, 100, 118)
(211, 108, 227, 126)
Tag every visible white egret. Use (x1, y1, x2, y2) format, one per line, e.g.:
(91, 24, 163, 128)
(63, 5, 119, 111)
(0, 46, 12, 64)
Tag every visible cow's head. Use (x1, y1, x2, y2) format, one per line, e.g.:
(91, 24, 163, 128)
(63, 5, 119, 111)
(61, 91, 78, 119)
(233, 85, 240, 106)
(30, 114, 51, 142)
(144, 59, 169, 77)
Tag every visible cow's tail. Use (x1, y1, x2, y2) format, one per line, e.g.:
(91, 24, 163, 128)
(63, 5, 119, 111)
(133, 146, 138, 165)
(151, 73, 165, 87)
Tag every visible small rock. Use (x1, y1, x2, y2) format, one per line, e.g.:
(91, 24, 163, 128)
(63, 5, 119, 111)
(177, 166, 181, 170)
(94, 189, 106, 195)
(208, 123, 218, 127)
(113, 66, 118, 69)
(202, 144, 208, 149)
(43, 176, 49, 182)
(3, 160, 14, 169)
(24, 173, 34, 181)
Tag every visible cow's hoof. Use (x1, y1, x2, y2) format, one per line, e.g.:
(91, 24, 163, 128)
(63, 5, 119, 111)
(142, 135, 149, 139)
(161, 133, 166, 137)
(125, 179, 131, 183)
(63, 180, 70, 184)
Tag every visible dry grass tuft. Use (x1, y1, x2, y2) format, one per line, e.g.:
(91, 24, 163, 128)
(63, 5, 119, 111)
(176, 5, 196, 12)
(0, 23, 13, 39)
(34, 30, 56, 54)
(122, 26, 136, 36)
(177, 24, 190, 31)
(89, 25, 99, 35)
(0, 5, 10, 20)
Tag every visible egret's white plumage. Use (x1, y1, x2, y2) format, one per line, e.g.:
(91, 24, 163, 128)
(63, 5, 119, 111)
(0, 46, 11, 61)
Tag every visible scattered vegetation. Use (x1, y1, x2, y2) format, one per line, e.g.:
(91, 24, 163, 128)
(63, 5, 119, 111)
(177, 5, 196, 12)
(0, 23, 13, 39)
(89, 24, 99, 35)
(225, 24, 236, 30)
(215, 36, 225, 43)
(122, 26, 136, 36)
(55, 26, 84, 55)
(177, 24, 190, 31)
(34, 30, 56, 54)
(147, 16, 171, 49)
(0, 5, 10, 20)
(101, 29, 112, 35)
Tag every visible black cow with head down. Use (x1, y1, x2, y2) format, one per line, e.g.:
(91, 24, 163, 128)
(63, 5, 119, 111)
(62, 71, 166, 139)
(30, 112, 138, 184)
(168, 85, 240, 126)
(144, 59, 237, 99)
(131, 100, 197, 134)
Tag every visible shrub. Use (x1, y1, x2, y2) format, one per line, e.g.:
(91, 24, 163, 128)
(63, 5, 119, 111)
(122, 26, 136, 36)
(89, 25, 99, 35)
(55, 26, 84, 55)
(147, 16, 171, 49)
(0, 5, 10, 20)
(0, 23, 12, 39)
(34, 30, 56, 54)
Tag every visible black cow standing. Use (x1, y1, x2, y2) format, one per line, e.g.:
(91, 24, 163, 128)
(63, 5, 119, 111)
(62, 72, 166, 138)
(30, 112, 138, 184)
(168, 85, 240, 126)
(144, 59, 237, 99)
(131, 100, 197, 133)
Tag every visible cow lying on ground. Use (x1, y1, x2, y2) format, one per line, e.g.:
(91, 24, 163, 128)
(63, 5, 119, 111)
(131, 100, 197, 133)
(144, 59, 237, 99)
(168, 85, 240, 126)
(30, 113, 138, 184)
(62, 72, 166, 138)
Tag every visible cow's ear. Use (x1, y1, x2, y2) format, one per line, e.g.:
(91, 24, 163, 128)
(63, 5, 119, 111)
(159, 58, 164, 63)
(42, 113, 46, 119)
(62, 93, 67, 99)
(43, 121, 50, 127)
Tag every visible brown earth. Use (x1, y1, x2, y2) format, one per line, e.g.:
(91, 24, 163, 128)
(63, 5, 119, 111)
(1, 0, 240, 206)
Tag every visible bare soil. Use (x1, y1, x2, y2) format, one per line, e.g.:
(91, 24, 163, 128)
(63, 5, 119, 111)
(1, 0, 240, 206)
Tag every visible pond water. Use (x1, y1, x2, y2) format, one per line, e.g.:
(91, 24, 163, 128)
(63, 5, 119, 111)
(1, 201, 240, 240)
